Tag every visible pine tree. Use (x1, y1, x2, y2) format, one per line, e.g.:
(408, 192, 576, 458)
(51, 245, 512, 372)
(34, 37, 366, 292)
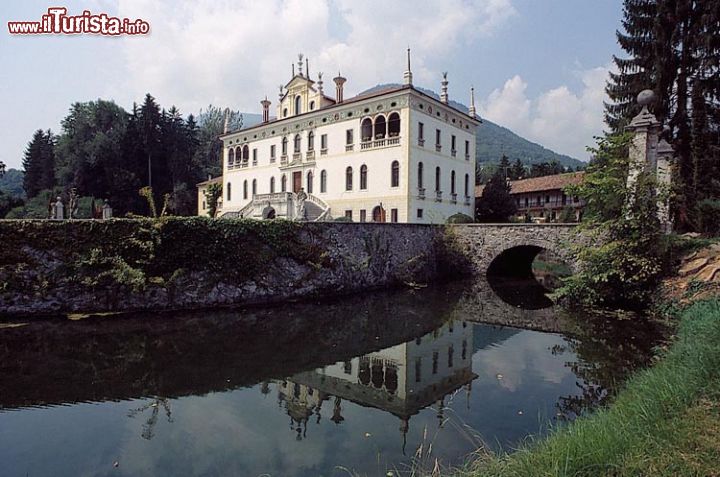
(22, 130, 47, 198)
(605, 0, 659, 131)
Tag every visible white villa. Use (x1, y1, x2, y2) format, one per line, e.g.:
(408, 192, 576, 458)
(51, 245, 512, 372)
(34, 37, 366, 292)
(198, 51, 481, 223)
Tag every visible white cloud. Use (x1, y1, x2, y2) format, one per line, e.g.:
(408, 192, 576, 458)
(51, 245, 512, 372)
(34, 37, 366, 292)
(112, 0, 515, 114)
(480, 65, 612, 161)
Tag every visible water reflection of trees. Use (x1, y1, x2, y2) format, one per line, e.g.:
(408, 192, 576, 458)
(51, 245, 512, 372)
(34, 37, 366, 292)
(552, 312, 665, 419)
(128, 397, 173, 440)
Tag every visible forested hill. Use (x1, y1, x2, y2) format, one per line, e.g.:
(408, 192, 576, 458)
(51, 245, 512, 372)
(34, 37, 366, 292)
(358, 84, 585, 169)
(0, 168, 24, 198)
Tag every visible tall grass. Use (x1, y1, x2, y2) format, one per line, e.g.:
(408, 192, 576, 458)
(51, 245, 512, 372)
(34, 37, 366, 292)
(461, 298, 720, 477)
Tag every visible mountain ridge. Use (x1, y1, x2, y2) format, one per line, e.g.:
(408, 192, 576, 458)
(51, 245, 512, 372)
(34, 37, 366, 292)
(358, 83, 585, 169)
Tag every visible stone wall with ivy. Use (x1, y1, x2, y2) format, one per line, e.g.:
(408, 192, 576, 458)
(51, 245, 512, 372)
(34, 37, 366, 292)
(0, 218, 452, 317)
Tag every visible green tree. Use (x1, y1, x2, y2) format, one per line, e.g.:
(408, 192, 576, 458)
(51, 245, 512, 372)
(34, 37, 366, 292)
(22, 130, 55, 198)
(203, 182, 222, 218)
(194, 105, 243, 179)
(475, 171, 517, 222)
(558, 133, 664, 310)
(509, 159, 525, 180)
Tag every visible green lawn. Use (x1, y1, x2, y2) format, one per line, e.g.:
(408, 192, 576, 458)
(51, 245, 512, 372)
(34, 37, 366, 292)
(460, 298, 720, 477)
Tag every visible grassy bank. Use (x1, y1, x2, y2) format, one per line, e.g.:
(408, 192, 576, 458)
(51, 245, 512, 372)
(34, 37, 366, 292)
(461, 298, 720, 477)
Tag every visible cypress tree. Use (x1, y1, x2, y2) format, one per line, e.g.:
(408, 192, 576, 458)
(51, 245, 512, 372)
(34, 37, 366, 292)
(22, 130, 47, 198)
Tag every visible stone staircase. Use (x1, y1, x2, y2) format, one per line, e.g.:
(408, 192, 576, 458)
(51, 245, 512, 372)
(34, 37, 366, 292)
(220, 192, 331, 221)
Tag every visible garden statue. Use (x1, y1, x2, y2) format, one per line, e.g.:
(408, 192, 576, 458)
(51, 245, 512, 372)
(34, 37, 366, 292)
(102, 199, 113, 219)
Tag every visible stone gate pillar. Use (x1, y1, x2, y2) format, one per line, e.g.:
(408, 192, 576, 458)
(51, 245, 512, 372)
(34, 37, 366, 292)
(625, 89, 674, 233)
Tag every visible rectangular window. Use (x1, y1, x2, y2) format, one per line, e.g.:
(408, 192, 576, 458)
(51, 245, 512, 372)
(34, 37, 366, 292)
(465, 140, 470, 157)
(536, 196, 541, 206)
(432, 351, 439, 374)
(270, 144, 276, 162)
(435, 129, 441, 146)
(344, 361, 352, 374)
(545, 195, 550, 204)
(525, 197, 529, 207)
(346, 129, 354, 145)
(321, 134, 328, 150)
(562, 194, 567, 205)
(360, 209, 367, 222)
(344, 209, 353, 220)
(415, 358, 422, 383)
(418, 122, 425, 145)
(417, 208, 423, 219)
(391, 209, 398, 223)
(451, 135, 456, 151)
(252, 148, 257, 164)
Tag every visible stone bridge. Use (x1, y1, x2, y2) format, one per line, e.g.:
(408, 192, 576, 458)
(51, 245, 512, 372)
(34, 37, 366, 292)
(450, 223, 581, 277)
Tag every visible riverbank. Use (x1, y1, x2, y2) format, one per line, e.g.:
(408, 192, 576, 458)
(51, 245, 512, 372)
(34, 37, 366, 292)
(0, 218, 456, 316)
(459, 297, 720, 476)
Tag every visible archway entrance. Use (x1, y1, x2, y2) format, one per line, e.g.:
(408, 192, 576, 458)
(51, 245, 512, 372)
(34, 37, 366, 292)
(262, 206, 276, 219)
(372, 206, 386, 223)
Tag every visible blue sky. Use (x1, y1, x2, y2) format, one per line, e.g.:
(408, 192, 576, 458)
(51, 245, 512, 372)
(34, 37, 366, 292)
(0, 0, 623, 170)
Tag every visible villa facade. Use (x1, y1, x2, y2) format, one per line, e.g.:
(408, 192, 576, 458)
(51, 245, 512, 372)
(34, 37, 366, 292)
(198, 52, 481, 223)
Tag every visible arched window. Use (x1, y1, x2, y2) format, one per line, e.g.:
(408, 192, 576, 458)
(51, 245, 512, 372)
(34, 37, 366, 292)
(374, 115, 386, 139)
(283, 108, 288, 118)
(242, 145, 249, 165)
(270, 176, 275, 194)
(252, 179, 257, 196)
(307, 131, 314, 151)
(418, 162, 424, 189)
(451, 170, 456, 194)
(307, 171, 314, 193)
(388, 112, 400, 137)
(295, 95, 301, 115)
(281, 137, 288, 155)
(281, 174, 287, 192)
(391, 161, 399, 187)
(293, 134, 301, 153)
(243, 180, 248, 199)
(464, 173, 469, 197)
(235, 146, 242, 163)
(228, 148, 235, 166)
(320, 170, 327, 193)
(227, 182, 232, 201)
(309, 100, 315, 111)
(361, 118, 373, 142)
(345, 167, 353, 191)
(360, 165, 368, 190)
(435, 167, 441, 191)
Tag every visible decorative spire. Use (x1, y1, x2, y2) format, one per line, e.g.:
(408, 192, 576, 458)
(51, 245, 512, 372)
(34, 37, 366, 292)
(403, 47, 413, 85)
(306, 57, 309, 79)
(292, 63, 295, 77)
(317, 72, 324, 94)
(298, 53, 304, 77)
(440, 72, 449, 103)
(468, 86, 476, 118)
(261, 96, 271, 123)
(278, 85, 284, 102)
(333, 72, 347, 103)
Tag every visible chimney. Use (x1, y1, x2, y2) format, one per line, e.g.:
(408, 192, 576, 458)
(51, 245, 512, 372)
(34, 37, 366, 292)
(440, 72, 449, 104)
(261, 97, 271, 123)
(403, 48, 413, 85)
(468, 86, 477, 118)
(333, 73, 347, 103)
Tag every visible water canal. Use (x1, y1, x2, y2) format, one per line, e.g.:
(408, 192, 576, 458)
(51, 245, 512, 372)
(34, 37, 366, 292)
(0, 277, 661, 476)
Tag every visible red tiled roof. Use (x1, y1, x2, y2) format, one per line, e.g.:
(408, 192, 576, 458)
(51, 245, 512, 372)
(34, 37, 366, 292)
(475, 171, 585, 197)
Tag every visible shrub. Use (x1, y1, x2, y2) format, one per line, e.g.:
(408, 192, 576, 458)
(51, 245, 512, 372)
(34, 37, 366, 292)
(446, 213, 474, 224)
(695, 199, 720, 236)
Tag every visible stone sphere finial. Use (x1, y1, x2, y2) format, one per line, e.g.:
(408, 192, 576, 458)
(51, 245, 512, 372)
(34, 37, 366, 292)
(637, 89, 656, 107)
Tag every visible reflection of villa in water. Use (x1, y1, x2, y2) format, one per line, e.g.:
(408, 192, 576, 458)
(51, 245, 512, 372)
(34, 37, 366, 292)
(271, 320, 477, 443)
